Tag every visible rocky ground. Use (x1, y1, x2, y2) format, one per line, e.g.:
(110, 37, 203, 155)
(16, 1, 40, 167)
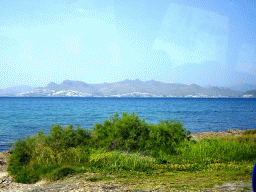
(189, 128, 250, 141)
(0, 129, 254, 192)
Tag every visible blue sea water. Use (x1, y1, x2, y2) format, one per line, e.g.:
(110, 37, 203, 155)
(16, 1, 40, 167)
(0, 97, 256, 152)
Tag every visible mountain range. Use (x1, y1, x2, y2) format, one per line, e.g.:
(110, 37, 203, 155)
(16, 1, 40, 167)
(0, 79, 255, 98)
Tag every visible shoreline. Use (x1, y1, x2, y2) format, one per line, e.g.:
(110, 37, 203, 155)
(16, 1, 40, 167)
(189, 128, 256, 141)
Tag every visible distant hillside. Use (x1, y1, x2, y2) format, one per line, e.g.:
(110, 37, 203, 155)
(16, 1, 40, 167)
(241, 89, 256, 98)
(2, 79, 242, 98)
(44, 80, 100, 95)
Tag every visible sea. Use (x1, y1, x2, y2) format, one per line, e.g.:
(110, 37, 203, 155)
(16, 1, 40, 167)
(0, 97, 256, 152)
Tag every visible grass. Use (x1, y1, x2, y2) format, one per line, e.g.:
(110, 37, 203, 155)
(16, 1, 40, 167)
(6, 112, 256, 191)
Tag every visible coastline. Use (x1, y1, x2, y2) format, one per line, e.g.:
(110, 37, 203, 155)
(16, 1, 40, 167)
(189, 128, 255, 141)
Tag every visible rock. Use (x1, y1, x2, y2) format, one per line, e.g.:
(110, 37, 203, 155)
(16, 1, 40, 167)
(0, 172, 8, 179)
(0, 161, 7, 166)
(227, 129, 234, 133)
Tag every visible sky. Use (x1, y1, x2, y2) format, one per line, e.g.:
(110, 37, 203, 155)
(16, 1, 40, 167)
(0, 0, 255, 89)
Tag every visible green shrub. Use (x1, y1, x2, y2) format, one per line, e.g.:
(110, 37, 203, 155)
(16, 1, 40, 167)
(8, 124, 91, 183)
(91, 112, 150, 151)
(91, 112, 191, 155)
(7, 112, 191, 183)
(48, 124, 92, 150)
(147, 120, 191, 159)
(47, 166, 78, 181)
(242, 129, 256, 136)
(7, 137, 36, 177)
(12, 166, 40, 184)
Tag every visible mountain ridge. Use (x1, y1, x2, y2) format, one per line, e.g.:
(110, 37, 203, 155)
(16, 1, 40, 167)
(0, 79, 251, 98)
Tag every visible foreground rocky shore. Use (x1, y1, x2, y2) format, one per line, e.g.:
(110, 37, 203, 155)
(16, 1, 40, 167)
(0, 129, 254, 192)
(190, 128, 250, 141)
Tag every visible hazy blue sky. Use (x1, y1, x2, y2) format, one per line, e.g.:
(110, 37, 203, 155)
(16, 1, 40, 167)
(0, 0, 255, 89)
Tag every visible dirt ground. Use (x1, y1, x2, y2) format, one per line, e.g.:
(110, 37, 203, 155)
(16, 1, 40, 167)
(189, 128, 252, 141)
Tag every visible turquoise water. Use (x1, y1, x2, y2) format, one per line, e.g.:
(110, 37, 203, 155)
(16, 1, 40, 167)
(1, 97, 256, 151)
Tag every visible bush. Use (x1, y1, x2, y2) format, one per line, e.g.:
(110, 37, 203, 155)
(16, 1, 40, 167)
(7, 135, 39, 178)
(8, 124, 91, 183)
(48, 124, 92, 150)
(242, 129, 256, 136)
(91, 112, 150, 151)
(7, 112, 192, 183)
(91, 112, 191, 157)
(47, 166, 78, 181)
(147, 120, 191, 159)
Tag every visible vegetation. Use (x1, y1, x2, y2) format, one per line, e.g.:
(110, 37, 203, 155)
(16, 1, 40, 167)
(7, 112, 256, 191)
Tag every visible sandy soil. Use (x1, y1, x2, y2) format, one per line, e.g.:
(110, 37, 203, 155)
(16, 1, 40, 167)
(189, 128, 252, 141)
